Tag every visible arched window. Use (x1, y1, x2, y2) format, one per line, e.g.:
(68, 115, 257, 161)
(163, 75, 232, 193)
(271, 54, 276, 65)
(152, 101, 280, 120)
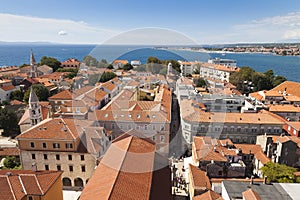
(62, 177, 72, 186)
(74, 177, 84, 187)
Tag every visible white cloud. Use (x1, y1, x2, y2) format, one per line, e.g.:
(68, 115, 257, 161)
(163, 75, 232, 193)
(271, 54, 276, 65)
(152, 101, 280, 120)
(58, 30, 68, 36)
(0, 13, 118, 44)
(231, 12, 300, 42)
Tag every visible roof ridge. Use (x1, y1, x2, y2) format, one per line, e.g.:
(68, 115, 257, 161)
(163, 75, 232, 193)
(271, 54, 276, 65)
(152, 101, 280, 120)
(107, 136, 133, 199)
(61, 118, 77, 140)
(6, 176, 17, 200)
(18, 175, 27, 195)
(33, 174, 44, 195)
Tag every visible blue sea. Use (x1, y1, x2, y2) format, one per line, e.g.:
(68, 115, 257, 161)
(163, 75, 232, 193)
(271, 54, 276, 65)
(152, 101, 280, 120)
(0, 44, 299, 82)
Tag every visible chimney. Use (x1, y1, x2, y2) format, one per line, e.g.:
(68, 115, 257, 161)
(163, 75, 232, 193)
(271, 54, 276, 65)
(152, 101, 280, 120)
(61, 124, 67, 132)
(32, 162, 37, 172)
(250, 175, 254, 186)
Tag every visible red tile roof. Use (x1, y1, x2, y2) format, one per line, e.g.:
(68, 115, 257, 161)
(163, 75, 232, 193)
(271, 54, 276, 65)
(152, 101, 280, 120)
(0, 148, 19, 157)
(193, 190, 223, 200)
(17, 118, 80, 140)
(1, 85, 15, 91)
(189, 164, 212, 189)
(242, 189, 261, 200)
(80, 132, 172, 200)
(0, 170, 62, 200)
(49, 90, 73, 100)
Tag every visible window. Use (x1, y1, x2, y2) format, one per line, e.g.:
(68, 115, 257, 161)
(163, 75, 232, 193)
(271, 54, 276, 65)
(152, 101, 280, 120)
(43, 154, 48, 160)
(69, 165, 73, 172)
(152, 125, 156, 130)
(56, 154, 60, 160)
(80, 155, 85, 161)
(53, 143, 60, 149)
(30, 142, 35, 148)
(160, 125, 165, 131)
(153, 136, 156, 141)
(128, 124, 132, 129)
(160, 135, 165, 143)
(237, 127, 241, 132)
(57, 165, 61, 171)
(68, 155, 72, 161)
(145, 125, 148, 130)
(111, 123, 115, 129)
(66, 143, 73, 149)
(31, 154, 36, 159)
(45, 165, 49, 170)
(28, 196, 33, 200)
(81, 165, 86, 172)
(42, 142, 47, 148)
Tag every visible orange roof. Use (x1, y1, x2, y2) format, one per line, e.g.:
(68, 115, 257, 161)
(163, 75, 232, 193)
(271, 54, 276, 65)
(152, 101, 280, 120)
(200, 62, 240, 72)
(112, 60, 128, 65)
(101, 81, 116, 91)
(17, 118, 80, 140)
(0, 148, 19, 156)
(271, 81, 300, 98)
(49, 90, 73, 100)
(1, 85, 15, 91)
(264, 90, 283, 97)
(284, 95, 300, 102)
(80, 132, 172, 200)
(0, 170, 62, 200)
(61, 58, 80, 66)
(242, 189, 261, 200)
(189, 164, 212, 189)
(193, 190, 223, 200)
(286, 121, 300, 131)
(193, 137, 227, 162)
(10, 99, 25, 105)
(235, 144, 270, 164)
(181, 99, 284, 125)
(268, 104, 300, 113)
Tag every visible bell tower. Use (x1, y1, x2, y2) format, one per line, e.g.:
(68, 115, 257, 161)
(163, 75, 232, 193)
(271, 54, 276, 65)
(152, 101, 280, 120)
(29, 87, 43, 126)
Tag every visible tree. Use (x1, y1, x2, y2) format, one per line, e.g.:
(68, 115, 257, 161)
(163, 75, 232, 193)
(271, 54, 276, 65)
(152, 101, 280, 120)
(159, 67, 167, 75)
(23, 84, 50, 102)
(0, 108, 20, 136)
(273, 75, 287, 87)
(3, 156, 20, 169)
(163, 60, 181, 73)
(107, 64, 114, 69)
(196, 78, 207, 87)
(99, 72, 117, 83)
(40, 56, 61, 72)
(88, 74, 100, 86)
(261, 162, 297, 183)
(147, 56, 161, 64)
(83, 55, 98, 66)
(10, 90, 24, 101)
(122, 63, 133, 71)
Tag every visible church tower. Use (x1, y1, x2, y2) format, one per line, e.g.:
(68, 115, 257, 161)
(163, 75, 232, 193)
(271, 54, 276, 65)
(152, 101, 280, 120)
(29, 87, 43, 126)
(167, 62, 172, 76)
(29, 50, 38, 78)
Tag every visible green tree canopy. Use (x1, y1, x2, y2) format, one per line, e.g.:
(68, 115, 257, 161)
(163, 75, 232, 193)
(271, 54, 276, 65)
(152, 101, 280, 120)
(147, 56, 161, 64)
(0, 108, 20, 136)
(261, 162, 297, 183)
(122, 63, 133, 71)
(3, 156, 20, 169)
(83, 55, 98, 66)
(196, 78, 207, 87)
(23, 84, 50, 103)
(99, 72, 117, 83)
(39, 56, 61, 72)
(10, 90, 24, 101)
(107, 64, 114, 69)
(229, 67, 287, 94)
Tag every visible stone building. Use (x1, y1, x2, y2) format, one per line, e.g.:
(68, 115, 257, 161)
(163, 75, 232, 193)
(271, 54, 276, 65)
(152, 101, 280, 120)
(16, 118, 110, 190)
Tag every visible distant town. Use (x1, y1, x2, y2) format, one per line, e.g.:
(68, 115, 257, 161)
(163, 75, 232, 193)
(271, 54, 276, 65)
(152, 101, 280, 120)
(0, 51, 300, 200)
(159, 43, 300, 56)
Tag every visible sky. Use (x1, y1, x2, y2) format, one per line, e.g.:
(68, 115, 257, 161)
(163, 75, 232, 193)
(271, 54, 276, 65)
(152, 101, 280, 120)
(1, 0, 300, 44)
